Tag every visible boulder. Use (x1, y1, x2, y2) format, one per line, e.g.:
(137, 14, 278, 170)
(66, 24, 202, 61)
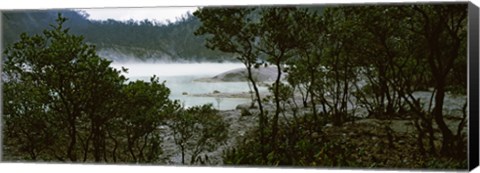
(236, 103, 253, 116)
(235, 103, 251, 110)
(240, 108, 252, 116)
(210, 66, 287, 82)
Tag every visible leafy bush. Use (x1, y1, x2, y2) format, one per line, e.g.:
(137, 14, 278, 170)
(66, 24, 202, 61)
(168, 104, 228, 165)
(2, 14, 176, 163)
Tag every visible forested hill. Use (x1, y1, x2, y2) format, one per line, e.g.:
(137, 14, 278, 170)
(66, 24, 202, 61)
(1, 10, 232, 62)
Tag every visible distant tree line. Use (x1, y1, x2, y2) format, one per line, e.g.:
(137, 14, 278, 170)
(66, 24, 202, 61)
(2, 10, 231, 62)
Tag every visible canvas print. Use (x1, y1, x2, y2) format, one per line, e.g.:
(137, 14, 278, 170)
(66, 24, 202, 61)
(0, 3, 472, 170)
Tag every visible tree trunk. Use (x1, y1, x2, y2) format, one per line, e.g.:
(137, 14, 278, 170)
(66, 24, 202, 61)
(82, 129, 93, 162)
(181, 145, 185, 164)
(128, 136, 137, 162)
(93, 122, 102, 162)
(414, 119, 426, 157)
(309, 66, 318, 127)
(245, 64, 267, 161)
(432, 79, 454, 156)
(270, 62, 283, 150)
(67, 115, 78, 162)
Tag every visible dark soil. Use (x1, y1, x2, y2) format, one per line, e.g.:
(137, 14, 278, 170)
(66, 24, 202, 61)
(320, 118, 467, 169)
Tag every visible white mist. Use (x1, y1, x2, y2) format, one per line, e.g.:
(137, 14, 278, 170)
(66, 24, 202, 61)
(110, 62, 260, 110)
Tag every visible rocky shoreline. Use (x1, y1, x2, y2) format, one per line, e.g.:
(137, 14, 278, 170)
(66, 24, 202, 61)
(159, 66, 468, 165)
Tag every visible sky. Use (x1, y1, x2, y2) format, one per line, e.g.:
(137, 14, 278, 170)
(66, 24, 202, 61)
(81, 7, 198, 23)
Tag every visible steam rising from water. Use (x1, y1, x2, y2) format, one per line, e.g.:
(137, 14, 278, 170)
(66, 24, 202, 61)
(110, 63, 245, 78)
(109, 62, 253, 110)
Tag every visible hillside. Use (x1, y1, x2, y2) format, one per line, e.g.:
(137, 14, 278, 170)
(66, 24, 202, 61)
(1, 10, 232, 62)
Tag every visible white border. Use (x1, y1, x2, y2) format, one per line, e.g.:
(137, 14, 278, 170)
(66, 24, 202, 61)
(0, 0, 478, 173)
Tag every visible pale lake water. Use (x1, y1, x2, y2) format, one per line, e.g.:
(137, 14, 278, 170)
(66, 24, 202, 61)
(110, 63, 265, 110)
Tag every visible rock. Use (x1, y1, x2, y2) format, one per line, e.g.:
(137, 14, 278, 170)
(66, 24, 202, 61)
(236, 103, 252, 116)
(238, 131, 246, 136)
(236, 103, 252, 110)
(182, 92, 188, 95)
(158, 125, 169, 130)
(240, 109, 252, 116)
(205, 66, 287, 82)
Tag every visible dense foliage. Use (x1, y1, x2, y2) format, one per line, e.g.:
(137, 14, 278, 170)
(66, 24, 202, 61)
(168, 104, 228, 165)
(2, 15, 227, 164)
(1, 3, 468, 169)
(195, 4, 468, 169)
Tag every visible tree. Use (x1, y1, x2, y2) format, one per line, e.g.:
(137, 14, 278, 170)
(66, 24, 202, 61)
(220, 4, 467, 167)
(326, 4, 467, 158)
(193, 7, 270, 160)
(285, 8, 324, 125)
(2, 14, 179, 163)
(337, 5, 436, 155)
(404, 4, 467, 157)
(117, 77, 177, 163)
(2, 14, 127, 161)
(314, 7, 363, 126)
(257, 7, 299, 148)
(335, 6, 408, 120)
(168, 104, 228, 165)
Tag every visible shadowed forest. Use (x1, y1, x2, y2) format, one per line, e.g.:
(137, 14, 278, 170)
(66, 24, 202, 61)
(2, 10, 230, 62)
(1, 3, 468, 169)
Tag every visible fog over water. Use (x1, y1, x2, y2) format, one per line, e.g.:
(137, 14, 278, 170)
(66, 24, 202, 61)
(110, 62, 245, 77)
(110, 62, 259, 110)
